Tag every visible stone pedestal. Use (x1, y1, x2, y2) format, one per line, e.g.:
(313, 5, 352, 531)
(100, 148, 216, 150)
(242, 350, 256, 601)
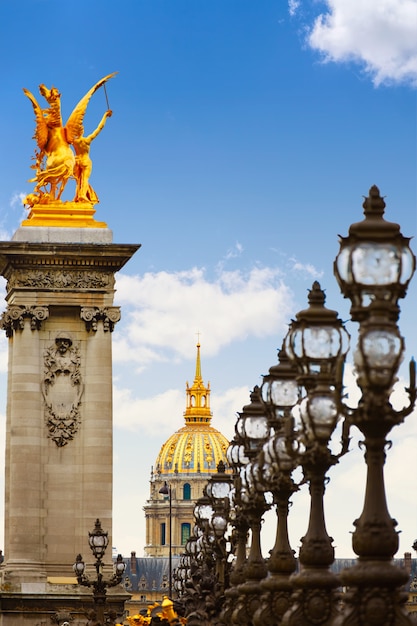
(0, 227, 139, 625)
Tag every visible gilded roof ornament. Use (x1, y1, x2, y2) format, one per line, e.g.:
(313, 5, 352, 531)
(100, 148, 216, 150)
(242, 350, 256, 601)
(184, 342, 212, 425)
(154, 342, 229, 475)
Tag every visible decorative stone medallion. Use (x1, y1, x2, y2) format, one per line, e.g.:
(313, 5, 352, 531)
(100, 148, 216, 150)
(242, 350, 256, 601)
(42, 333, 84, 447)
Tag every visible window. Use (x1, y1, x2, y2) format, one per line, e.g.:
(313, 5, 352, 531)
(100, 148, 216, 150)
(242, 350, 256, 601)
(183, 483, 191, 500)
(181, 523, 191, 545)
(161, 522, 166, 546)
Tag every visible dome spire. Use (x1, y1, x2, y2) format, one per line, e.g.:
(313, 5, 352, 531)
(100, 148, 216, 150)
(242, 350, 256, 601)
(195, 340, 202, 381)
(184, 341, 212, 425)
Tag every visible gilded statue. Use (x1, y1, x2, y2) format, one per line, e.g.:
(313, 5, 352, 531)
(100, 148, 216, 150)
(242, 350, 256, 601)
(126, 597, 187, 624)
(23, 72, 116, 209)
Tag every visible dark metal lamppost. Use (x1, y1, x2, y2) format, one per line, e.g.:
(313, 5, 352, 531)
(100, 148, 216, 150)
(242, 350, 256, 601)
(73, 519, 126, 625)
(205, 460, 234, 595)
(280, 281, 351, 626)
(159, 481, 173, 598)
(174, 495, 219, 625)
(172, 528, 204, 619)
(231, 387, 271, 625)
(177, 462, 234, 625)
(331, 185, 416, 625)
(252, 344, 302, 626)
(220, 437, 251, 625)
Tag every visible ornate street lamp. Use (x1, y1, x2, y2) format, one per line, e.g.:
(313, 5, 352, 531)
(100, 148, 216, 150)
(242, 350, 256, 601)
(231, 387, 271, 625)
(334, 185, 415, 324)
(252, 345, 301, 626)
(159, 481, 173, 598)
(205, 460, 233, 501)
(73, 519, 126, 625)
(281, 282, 351, 626)
(220, 438, 251, 625)
(194, 495, 215, 537)
(331, 186, 416, 626)
(205, 461, 234, 592)
(174, 494, 224, 625)
(173, 533, 197, 597)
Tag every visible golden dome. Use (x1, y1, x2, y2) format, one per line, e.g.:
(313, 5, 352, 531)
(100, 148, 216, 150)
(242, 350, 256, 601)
(154, 343, 229, 475)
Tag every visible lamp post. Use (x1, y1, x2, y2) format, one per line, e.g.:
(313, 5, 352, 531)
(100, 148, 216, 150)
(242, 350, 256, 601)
(331, 185, 416, 625)
(231, 387, 271, 626)
(281, 281, 351, 626)
(73, 519, 126, 625)
(252, 344, 301, 626)
(173, 494, 221, 624)
(159, 481, 173, 598)
(175, 464, 234, 625)
(220, 438, 251, 625)
(205, 460, 234, 594)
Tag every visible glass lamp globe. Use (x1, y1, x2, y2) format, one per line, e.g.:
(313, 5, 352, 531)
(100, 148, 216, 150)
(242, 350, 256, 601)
(194, 498, 214, 527)
(354, 323, 404, 392)
(299, 390, 339, 444)
(261, 345, 300, 429)
(236, 387, 270, 455)
(284, 282, 350, 385)
(88, 519, 109, 560)
(73, 554, 85, 577)
(334, 185, 416, 322)
(206, 462, 233, 501)
(211, 513, 228, 538)
(114, 554, 126, 576)
(263, 434, 294, 472)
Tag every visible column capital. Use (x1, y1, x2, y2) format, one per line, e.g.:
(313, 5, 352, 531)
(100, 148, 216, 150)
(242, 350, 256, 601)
(0, 304, 49, 337)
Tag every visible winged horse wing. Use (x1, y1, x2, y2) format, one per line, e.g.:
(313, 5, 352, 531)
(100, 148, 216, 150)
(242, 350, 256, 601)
(22, 88, 49, 150)
(65, 72, 117, 144)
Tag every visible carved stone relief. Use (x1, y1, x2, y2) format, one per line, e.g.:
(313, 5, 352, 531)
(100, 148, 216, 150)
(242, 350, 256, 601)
(0, 305, 49, 337)
(42, 333, 84, 447)
(80, 306, 121, 332)
(7, 269, 114, 291)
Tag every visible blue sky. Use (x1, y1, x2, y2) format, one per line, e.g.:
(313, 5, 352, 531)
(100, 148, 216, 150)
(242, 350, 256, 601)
(0, 0, 416, 560)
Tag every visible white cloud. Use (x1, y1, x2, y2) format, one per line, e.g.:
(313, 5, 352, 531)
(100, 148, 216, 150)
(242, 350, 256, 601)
(113, 266, 295, 367)
(289, 256, 324, 279)
(288, 0, 301, 18)
(113, 382, 248, 439)
(113, 386, 184, 433)
(306, 0, 417, 86)
(211, 385, 250, 440)
(223, 242, 244, 261)
(10, 193, 26, 210)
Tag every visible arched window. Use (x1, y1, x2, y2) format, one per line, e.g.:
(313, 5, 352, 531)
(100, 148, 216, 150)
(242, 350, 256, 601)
(183, 483, 191, 500)
(181, 523, 191, 545)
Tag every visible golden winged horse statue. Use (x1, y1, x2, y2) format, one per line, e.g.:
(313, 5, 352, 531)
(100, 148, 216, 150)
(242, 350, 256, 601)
(23, 72, 116, 208)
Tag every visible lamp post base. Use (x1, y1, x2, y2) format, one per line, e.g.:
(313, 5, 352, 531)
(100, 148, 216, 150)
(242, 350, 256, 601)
(232, 579, 265, 626)
(281, 567, 342, 626)
(331, 560, 412, 626)
(252, 573, 294, 626)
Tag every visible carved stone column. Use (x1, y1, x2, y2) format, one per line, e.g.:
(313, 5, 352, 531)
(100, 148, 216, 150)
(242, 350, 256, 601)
(0, 237, 139, 592)
(2, 306, 48, 581)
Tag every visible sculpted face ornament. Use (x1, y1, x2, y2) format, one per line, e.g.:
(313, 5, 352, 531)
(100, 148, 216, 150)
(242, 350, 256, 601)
(55, 333, 73, 354)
